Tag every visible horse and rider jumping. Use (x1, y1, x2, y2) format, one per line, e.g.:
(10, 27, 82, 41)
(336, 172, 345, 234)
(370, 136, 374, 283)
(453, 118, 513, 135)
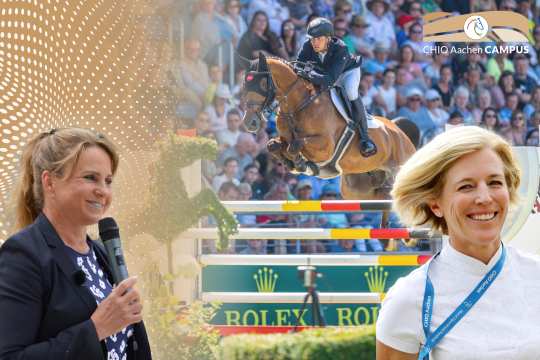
(241, 17, 418, 225)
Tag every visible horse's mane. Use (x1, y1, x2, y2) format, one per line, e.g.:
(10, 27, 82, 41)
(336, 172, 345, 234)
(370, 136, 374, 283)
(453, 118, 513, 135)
(265, 56, 294, 70)
(250, 55, 295, 73)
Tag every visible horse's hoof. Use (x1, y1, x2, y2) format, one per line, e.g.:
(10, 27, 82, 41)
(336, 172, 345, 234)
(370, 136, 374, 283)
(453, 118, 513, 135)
(283, 159, 295, 170)
(267, 139, 282, 153)
(295, 159, 307, 173)
(288, 139, 304, 155)
(245, 118, 260, 133)
(306, 161, 319, 176)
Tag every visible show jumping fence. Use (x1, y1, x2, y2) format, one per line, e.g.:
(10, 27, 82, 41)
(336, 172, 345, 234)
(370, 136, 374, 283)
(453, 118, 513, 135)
(183, 200, 441, 334)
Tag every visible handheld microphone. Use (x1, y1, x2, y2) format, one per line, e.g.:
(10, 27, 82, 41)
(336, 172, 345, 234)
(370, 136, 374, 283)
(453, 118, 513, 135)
(73, 270, 86, 286)
(98, 217, 129, 285)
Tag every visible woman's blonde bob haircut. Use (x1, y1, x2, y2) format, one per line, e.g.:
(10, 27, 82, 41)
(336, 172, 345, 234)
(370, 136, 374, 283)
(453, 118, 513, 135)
(391, 126, 521, 234)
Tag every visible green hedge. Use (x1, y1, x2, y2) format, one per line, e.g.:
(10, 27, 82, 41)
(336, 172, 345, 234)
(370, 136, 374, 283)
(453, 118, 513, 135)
(219, 326, 375, 360)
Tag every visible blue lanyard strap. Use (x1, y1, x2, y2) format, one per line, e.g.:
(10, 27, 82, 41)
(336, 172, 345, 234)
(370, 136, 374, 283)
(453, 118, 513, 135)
(418, 244, 507, 360)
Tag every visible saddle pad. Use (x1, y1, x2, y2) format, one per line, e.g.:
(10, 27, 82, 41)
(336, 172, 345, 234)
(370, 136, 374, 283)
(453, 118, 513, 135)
(330, 88, 381, 129)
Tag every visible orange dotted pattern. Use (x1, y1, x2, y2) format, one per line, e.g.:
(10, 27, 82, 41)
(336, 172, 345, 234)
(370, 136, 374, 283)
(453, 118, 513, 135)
(0, 1, 177, 239)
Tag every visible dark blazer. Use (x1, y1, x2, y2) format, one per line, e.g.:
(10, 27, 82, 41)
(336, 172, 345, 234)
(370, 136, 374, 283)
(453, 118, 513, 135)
(297, 37, 362, 88)
(0, 213, 152, 360)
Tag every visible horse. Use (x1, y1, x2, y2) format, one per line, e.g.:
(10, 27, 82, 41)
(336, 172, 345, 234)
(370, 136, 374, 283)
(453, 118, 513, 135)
(242, 53, 417, 229)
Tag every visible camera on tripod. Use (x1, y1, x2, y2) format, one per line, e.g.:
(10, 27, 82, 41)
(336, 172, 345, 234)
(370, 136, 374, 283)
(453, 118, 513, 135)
(293, 263, 326, 329)
(297, 265, 321, 289)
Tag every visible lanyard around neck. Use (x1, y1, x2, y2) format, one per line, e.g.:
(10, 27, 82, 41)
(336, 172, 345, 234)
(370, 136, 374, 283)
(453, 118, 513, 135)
(418, 244, 507, 360)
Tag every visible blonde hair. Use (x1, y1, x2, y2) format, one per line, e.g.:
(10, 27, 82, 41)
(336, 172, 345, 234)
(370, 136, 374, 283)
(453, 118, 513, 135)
(391, 126, 521, 234)
(14, 128, 119, 230)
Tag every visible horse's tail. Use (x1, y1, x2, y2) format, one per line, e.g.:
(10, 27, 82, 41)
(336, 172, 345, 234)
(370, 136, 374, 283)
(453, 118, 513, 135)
(392, 116, 420, 149)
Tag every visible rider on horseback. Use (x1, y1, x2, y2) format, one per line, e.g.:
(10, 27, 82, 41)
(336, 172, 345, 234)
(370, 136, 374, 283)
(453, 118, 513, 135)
(296, 17, 377, 157)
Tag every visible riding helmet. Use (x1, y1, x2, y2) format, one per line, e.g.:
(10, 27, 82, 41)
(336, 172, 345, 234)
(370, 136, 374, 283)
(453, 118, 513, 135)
(307, 17, 334, 38)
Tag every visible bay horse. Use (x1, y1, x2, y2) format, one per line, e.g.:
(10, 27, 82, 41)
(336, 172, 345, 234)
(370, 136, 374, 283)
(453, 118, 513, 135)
(242, 53, 417, 228)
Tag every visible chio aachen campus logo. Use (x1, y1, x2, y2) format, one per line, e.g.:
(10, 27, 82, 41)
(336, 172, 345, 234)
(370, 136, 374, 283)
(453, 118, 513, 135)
(423, 11, 530, 55)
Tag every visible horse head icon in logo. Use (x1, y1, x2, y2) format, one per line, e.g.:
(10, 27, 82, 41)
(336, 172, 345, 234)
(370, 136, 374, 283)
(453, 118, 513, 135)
(464, 15, 489, 40)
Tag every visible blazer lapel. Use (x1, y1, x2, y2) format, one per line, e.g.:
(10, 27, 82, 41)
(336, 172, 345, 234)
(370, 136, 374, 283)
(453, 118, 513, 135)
(37, 214, 97, 312)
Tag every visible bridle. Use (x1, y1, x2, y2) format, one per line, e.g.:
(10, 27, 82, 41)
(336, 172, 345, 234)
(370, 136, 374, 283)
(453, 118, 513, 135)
(243, 61, 326, 123)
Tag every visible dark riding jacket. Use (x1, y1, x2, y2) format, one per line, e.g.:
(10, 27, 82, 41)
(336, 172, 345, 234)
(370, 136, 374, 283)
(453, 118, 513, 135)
(297, 37, 362, 88)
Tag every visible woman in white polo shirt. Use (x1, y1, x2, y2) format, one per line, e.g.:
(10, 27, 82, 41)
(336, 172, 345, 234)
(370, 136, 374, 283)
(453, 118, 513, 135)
(376, 126, 540, 359)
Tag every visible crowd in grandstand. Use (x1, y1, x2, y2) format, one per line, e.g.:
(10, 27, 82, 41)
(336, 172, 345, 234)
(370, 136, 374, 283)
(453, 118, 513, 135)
(171, 0, 540, 254)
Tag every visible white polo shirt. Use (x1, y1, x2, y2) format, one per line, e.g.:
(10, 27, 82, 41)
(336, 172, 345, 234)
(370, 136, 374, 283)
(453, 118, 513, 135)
(376, 242, 540, 359)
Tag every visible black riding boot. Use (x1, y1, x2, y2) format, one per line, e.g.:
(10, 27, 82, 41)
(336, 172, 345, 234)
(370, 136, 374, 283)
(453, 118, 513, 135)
(351, 97, 377, 157)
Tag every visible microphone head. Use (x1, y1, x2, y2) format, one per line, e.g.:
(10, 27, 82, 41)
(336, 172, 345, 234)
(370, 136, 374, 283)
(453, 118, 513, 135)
(99, 217, 119, 242)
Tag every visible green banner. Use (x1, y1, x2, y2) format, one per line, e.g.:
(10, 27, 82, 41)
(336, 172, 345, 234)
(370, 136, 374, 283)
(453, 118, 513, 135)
(211, 303, 381, 326)
(202, 265, 415, 293)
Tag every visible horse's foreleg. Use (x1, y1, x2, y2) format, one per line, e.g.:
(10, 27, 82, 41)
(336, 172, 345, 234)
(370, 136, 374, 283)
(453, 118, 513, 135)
(267, 137, 296, 170)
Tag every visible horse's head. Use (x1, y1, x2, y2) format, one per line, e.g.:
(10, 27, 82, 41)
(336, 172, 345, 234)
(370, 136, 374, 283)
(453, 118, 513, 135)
(241, 53, 276, 133)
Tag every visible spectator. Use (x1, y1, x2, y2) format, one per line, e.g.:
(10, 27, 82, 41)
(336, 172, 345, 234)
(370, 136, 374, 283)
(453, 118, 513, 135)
(334, 0, 354, 22)
(462, 64, 485, 109)
(283, 0, 311, 30)
(508, 110, 527, 145)
(454, 44, 486, 75)
(222, 0, 248, 46)
(171, 38, 210, 113)
(525, 128, 539, 146)
(349, 213, 384, 252)
(499, 70, 517, 99)
(498, 91, 519, 127)
(280, 19, 299, 60)
(479, 107, 502, 133)
(449, 86, 474, 125)
(237, 10, 288, 62)
(447, 110, 465, 127)
(247, 0, 290, 35)
(395, 14, 415, 47)
(237, 182, 257, 226)
(260, 180, 293, 253)
(241, 163, 260, 185)
(484, 73, 505, 109)
(290, 179, 318, 253)
(330, 239, 362, 253)
(397, 87, 438, 146)
(218, 132, 256, 177)
(344, 15, 374, 58)
(363, 42, 396, 78)
(376, 68, 397, 117)
(406, 1, 424, 22)
(529, 110, 540, 131)
(212, 157, 240, 192)
(206, 83, 234, 132)
(433, 64, 454, 109)
(360, 71, 380, 112)
(365, 0, 396, 50)
(423, 50, 450, 87)
(316, 184, 349, 228)
(240, 239, 268, 254)
(523, 86, 540, 120)
(472, 88, 493, 125)
(191, 0, 226, 65)
(404, 22, 431, 64)
(471, 0, 496, 11)
(333, 17, 350, 40)
(205, 64, 225, 105)
(195, 110, 215, 138)
(486, 52, 514, 83)
(398, 44, 423, 84)
(514, 55, 537, 103)
(312, 0, 335, 20)
(216, 108, 243, 148)
(425, 89, 449, 133)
